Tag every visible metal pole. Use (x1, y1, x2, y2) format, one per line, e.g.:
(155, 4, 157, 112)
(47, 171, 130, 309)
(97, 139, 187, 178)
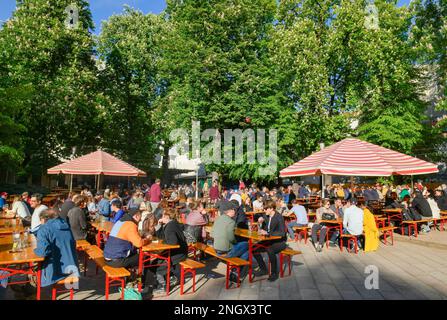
(195, 168, 199, 200)
(70, 174, 73, 192)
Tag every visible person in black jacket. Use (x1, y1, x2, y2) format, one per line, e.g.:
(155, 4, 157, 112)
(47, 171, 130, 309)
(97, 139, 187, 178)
(59, 195, 75, 221)
(252, 200, 287, 282)
(153, 209, 188, 291)
(411, 190, 432, 218)
(434, 189, 447, 210)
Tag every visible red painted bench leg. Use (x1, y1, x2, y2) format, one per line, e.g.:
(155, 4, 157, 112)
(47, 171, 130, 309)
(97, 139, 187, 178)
(105, 274, 109, 300)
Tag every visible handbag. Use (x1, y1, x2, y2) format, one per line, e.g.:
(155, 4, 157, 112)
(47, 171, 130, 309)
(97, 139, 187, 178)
(322, 212, 336, 221)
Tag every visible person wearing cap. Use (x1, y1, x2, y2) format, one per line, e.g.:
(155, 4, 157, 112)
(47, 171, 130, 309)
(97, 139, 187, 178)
(211, 200, 249, 284)
(103, 208, 154, 296)
(252, 200, 287, 282)
(0, 192, 7, 210)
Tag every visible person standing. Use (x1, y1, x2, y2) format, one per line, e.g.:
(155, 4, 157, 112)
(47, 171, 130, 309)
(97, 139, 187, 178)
(59, 194, 75, 221)
(149, 179, 162, 212)
(67, 195, 89, 241)
(30, 194, 49, 233)
(252, 201, 287, 282)
(239, 180, 246, 191)
(34, 209, 80, 288)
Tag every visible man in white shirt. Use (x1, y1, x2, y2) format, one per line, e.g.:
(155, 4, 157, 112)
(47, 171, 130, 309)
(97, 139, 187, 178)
(30, 194, 49, 232)
(11, 196, 31, 226)
(343, 199, 363, 236)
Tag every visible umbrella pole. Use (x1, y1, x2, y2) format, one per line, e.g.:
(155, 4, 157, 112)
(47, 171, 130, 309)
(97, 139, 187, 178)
(411, 175, 414, 191)
(97, 175, 100, 192)
(70, 174, 73, 192)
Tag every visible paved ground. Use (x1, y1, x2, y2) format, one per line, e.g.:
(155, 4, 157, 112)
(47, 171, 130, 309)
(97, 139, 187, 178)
(2, 231, 447, 300)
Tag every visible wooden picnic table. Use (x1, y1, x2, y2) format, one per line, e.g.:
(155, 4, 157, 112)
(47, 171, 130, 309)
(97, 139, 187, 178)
(0, 233, 43, 300)
(90, 220, 114, 247)
(320, 219, 343, 249)
(381, 208, 402, 225)
(234, 228, 281, 282)
(138, 240, 180, 296)
(0, 219, 25, 235)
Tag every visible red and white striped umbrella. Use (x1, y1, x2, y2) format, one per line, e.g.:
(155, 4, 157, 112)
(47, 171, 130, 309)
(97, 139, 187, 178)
(280, 138, 438, 177)
(47, 150, 146, 177)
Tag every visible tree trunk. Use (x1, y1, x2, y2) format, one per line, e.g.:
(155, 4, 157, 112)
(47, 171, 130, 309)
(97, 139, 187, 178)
(161, 145, 170, 186)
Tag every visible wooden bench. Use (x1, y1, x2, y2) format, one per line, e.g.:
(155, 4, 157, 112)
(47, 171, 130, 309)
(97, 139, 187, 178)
(193, 242, 250, 289)
(292, 226, 309, 244)
(52, 276, 79, 300)
(431, 217, 446, 231)
(179, 258, 206, 295)
(379, 226, 397, 245)
(401, 219, 432, 238)
(84, 245, 131, 300)
(278, 248, 302, 277)
(75, 240, 92, 276)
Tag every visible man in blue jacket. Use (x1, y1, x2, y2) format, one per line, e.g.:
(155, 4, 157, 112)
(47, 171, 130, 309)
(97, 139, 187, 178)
(34, 208, 79, 288)
(97, 191, 111, 221)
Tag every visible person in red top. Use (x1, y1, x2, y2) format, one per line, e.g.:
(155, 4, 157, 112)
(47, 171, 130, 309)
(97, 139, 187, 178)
(149, 179, 162, 212)
(239, 180, 246, 191)
(209, 180, 220, 204)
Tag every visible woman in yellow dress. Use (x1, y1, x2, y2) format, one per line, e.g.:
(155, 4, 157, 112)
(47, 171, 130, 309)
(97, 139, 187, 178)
(361, 203, 379, 252)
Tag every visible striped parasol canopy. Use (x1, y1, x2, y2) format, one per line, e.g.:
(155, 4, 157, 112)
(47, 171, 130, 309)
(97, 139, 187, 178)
(280, 138, 439, 177)
(47, 150, 146, 177)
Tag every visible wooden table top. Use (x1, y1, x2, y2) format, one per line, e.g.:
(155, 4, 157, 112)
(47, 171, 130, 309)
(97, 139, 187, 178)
(308, 213, 317, 217)
(91, 221, 114, 233)
(0, 219, 25, 234)
(234, 228, 281, 241)
(0, 213, 15, 219)
(320, 219, 343, 224)
(381, 208, 402, 213)
(141, 240, 180, 252)
(0, 234, 44, 265)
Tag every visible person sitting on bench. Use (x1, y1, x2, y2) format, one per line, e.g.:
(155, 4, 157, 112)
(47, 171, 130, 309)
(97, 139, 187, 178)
(252, 200, 287, 282)
(34, 208, 80, 288)
(211, 200, 249, 284)
(154, 209, 188, 293)
(103, 208, 154, 297)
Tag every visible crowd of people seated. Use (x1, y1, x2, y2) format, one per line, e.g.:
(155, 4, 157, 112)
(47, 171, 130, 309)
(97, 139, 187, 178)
(1, 178, 446, 298)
